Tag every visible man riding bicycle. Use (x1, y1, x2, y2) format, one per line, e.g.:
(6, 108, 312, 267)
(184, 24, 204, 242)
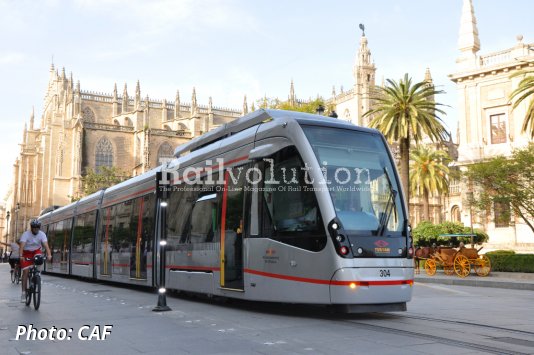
(0, 239, 20, 275)
(19, 220, 51, 302)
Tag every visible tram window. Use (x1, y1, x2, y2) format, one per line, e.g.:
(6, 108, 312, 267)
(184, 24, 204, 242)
(167, 173, 220, 247)
(72, 211, 97, 254)
(49, 219, 72, 268)
(188, 194, 218, 243)
(261, 146, 326, 252)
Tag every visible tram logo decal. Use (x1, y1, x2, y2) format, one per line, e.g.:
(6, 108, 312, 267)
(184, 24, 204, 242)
(263, 248, 279, 264)
(374, 240, 390, 254)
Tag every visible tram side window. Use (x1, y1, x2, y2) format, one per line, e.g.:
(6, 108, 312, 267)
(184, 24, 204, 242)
(114, 200, 133, 254)
(166, 173, 220, 247)
(99, 205, 116, 275)
(72, 211, 97, 254)
(188, 194, 218, 243)
(50, 219, 72, 267)
(261, 146, 326, 252)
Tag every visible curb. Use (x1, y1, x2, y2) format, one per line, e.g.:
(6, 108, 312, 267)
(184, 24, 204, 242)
(415, 277, 534, 291)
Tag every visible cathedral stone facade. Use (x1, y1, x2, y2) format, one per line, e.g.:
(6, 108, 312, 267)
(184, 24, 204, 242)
(3, 66, 243, 238)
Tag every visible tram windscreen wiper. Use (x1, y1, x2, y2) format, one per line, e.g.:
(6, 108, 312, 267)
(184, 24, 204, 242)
(377, 167, 397, 236)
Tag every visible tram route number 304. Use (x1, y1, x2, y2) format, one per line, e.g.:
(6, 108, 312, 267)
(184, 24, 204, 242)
(379, 269, 391, 277)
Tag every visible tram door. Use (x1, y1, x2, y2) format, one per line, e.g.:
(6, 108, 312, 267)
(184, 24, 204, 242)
(220, 168, 245, 290)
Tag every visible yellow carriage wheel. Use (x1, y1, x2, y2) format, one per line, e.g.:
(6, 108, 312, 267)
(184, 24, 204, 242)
(424, 259, 437, 276)
(474, 255, 491, 277)
(443, 265, 455, 276)
(454, 255, 470, 278)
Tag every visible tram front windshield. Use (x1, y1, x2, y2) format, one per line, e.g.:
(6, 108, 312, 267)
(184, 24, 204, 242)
(302, 126, 405, 235)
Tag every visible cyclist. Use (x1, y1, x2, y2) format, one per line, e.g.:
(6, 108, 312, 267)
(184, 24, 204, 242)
(0, 239, 20, 275)
(19, 220, 51, 302)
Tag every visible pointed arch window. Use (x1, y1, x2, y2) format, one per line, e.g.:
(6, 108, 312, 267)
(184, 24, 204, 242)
(82, 106, 95, 122)
(157, 142, 174, 164)
(95, 137, 113, 171)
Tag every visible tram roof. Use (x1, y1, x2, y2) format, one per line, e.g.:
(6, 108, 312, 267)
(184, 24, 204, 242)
(173, 109, 380, 158)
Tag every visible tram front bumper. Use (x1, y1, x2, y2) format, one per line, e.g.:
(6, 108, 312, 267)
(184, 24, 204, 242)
(329, 267, 413, 305)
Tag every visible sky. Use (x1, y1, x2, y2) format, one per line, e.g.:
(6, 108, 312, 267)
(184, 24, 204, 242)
(0, 0, 533, 201)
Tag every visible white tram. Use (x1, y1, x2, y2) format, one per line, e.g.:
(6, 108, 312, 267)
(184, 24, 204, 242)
(39, 109, 414, 313)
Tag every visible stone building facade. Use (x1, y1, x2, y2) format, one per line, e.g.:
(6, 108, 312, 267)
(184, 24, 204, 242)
(447, 0, 534, 250)
(3, 66, 243, 240)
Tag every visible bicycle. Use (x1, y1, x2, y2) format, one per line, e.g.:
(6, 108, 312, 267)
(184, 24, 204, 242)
(11, 260, 21, 284)
(24, 254, 44, 310)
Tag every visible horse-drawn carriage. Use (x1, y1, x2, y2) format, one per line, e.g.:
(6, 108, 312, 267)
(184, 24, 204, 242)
(415, 234, 491, 278)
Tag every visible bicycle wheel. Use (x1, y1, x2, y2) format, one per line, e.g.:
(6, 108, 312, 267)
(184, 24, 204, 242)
(33, 274, 41, 310)
(25, 287, 32, 306)
(11, 269, 15, 283)
(15, 267, 21, 285)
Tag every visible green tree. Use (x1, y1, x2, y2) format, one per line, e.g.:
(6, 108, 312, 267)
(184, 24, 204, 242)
(412, 221, 488, 247)
(364, 74, 449, 211)
(409, 146, 451, 222)
(256, 96, 329, 114)
(510, 69, 534, 138)
(82, 166, 130, 196)
(465, 144, 534, 233)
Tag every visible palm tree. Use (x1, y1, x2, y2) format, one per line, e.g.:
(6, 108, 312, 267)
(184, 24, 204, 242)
(510, 69, 534, 138)
(364, 74, 449, 211)
(409, 146, 451, 222)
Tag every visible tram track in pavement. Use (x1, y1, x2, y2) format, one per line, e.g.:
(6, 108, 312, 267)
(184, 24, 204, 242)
(393, 313, 534, 337)
(341, 314, 533, 355)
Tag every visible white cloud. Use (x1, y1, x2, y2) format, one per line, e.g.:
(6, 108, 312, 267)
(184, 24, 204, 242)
(0, 52, 26, 64)
(74, 0, 258, 36)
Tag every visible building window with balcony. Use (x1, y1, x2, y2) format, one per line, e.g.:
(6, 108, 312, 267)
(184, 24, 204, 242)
(490, 113, 506, 144)
(494, 201, 510, 228)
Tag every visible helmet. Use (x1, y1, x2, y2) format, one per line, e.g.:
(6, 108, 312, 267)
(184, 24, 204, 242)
(30, 219, 41, 228)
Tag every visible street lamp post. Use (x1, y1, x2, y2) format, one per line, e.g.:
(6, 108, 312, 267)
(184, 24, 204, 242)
(14, 203, 20, 242)
(5, 211, 9, 245)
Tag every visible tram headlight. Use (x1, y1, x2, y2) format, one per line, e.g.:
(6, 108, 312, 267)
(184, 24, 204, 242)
(349, 282, 357, 290)
(158, 287, 166, 294)
(398, 248, 403, 255)
(332, 223, 339, 230)
(339, 246, 349, 256)
(357, 247, 363, 255)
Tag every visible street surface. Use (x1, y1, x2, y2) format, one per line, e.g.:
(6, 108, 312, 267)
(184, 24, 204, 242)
(1, 263, 533, 355)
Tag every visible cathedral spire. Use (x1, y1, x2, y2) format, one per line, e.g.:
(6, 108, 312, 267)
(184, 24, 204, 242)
(424, 67, 433, 83)
(112, 83, 118, 116)
(30, 107, 35, 130)
(191, 87, 197, 115)
(243, 95, 248, 115)
(289, 80, 296, 106)
(457, 0, 480, 69)
(357, 33, 371, 66)
(135, 80, 141, 109)
(112, 83, 118, 101)
(122, 83, 129, 113)
(174, 90, 180, 119)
